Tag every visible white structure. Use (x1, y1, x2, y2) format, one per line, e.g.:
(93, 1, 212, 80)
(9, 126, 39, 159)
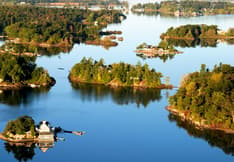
(37, 121, 51, 133)
(37, 121, 54, 142)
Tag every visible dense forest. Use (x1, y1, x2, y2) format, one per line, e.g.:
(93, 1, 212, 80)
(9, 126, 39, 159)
(69, 57, 171, 88)
(0, 5, 125, 47)
(160, 24, 234, 40)
(0, 53, 54, 88)
(169, 64, 234, 130)
(3, 116, 36, 137)
(132, 0, 234, 16)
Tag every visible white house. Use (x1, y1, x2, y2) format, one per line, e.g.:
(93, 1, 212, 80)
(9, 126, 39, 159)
(36, 121, 54, 142)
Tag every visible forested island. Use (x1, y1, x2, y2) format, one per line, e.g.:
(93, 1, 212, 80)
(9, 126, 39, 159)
(0, 53, 55, 89)
(168, 64, 234, 133)
(160, 24, 234, 40)
(0, 5, 126, 49)
(131, 0, 234, 17)
(69, 57, 172, 89)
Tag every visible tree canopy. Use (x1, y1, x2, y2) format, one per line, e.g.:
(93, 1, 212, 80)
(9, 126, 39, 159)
(169, 64, 234, 130)
(0, 53, 54, 86)
(3, 116, 35, 136)
(0, 5, 126, 46)
(69, 57, 165, 88)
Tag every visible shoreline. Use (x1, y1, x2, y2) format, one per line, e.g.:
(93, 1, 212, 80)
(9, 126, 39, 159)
(166, 106, 234, 134)
(6, 38, 72, 48)
(132, 9, 234, 17)
(0, 79, 55, 90)
(0, 133, 38, 143)
(69, 76, 173, 89)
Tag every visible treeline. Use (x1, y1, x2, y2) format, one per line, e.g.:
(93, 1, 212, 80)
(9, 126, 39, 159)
(131, 0, 234, 16)
(0, 53, 54, 87)
(160, 24, 234, 40)
(69, 57, 168, 88)
(169, 64, 234, 130)
(0, 5, 125, 46)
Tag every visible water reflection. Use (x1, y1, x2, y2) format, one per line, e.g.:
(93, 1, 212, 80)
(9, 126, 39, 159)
(4, 142, 36, 162)
(4, 140, 56, 161)
(166, 39, 219, 48)
(71, 83, 162, 107)
(168, 113, 234, 156)
(0, 87, 50, 106)
(137, 53, 176, 62)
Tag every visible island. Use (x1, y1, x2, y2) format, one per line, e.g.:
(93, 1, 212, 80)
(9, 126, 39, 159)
(168, 63, 234, 133)
(0, 116, 37, 143)
(131, 0, 234, 17)
(0, 53, 55, 90)
(0, 5, 126, 51)
(160, 24, 234, 40)
(0, 116, 84, 143)
(69, 57, 173, 89)
(135, 41, 182, 59)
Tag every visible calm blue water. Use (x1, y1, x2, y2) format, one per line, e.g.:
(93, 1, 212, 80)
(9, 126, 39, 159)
(0, 13, 234, 162)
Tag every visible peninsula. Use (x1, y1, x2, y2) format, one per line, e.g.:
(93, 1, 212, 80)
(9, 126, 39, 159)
(168, 64, 234, 133)
(69, 57, 173, 89)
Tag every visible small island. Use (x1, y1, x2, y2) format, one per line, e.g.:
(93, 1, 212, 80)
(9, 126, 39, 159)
(135, 41, 182, 58)
(0, 116, 37, 143)
(0, 53, 55, 90)
(69, 57, 173, 89)
(0, 116, 84, 143)
(168, 63, 234, 133)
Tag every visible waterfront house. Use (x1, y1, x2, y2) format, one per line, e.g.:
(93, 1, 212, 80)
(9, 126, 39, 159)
(37, 121, 54, 142)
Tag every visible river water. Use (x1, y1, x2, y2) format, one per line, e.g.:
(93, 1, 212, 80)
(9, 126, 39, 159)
(0, 13, 234, 162)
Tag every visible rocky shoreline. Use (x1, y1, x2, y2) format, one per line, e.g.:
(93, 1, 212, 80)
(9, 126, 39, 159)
(166, 106, 234, 134)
